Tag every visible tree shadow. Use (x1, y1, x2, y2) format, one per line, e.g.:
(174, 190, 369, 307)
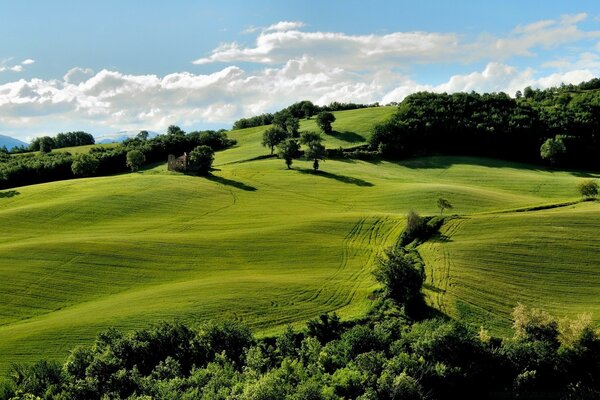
(0, 190, 20, 198)
(328, 130, 365, 143)
(427, 233, 453, 243)
(297, 169, 374, 187)
(206, 175, 257, 192)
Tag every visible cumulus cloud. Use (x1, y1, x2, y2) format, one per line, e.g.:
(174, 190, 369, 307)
(194, 14, 600, 67)
(0, 58, 36, 73)
(2, 15, 600, 140)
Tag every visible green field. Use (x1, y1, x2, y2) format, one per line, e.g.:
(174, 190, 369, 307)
(1, 106, 600, 371)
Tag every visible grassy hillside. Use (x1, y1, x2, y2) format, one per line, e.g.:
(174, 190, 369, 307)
(420, 201, 600, 334)
(1, 105, 600, 372)
(218, 106, 395, 165)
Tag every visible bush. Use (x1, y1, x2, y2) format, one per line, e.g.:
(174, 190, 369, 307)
(126, 149, 145, 172)
(188, 145, 214, 175)
(577, 179, 598, 199)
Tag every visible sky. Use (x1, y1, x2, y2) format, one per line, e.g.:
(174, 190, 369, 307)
(2, 0, 600, 141)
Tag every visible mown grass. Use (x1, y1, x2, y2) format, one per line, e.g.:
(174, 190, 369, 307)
(1, 105, 599, 371)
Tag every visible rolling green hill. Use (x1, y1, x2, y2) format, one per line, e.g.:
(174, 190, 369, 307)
(1, 106, 600, 372)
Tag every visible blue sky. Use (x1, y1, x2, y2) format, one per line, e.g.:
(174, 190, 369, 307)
(1, 0, 600, 140)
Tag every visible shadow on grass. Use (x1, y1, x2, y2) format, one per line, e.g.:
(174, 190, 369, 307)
(206, 175, 257, 192)
(427, 233, 453, 243)
(328, 130, 366, 143)
(0, 190, 20, 198)
(297, 168, 374, 187)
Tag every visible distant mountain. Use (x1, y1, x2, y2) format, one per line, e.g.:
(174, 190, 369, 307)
(96, 130, 160, 144)
(0, 134, 27, 150)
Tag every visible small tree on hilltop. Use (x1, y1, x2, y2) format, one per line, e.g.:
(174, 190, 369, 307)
(126, 150, 146, 172)
(262, 127, 288, 155)
(437, 197, 453, 215)
(577, 179, 599, 200)
(71, 154, 99, 177)
(540, 136, 566, 165)
(277, 139, 300, 169)
(189, 145, 214, 176)
(316, 112, 336, 134)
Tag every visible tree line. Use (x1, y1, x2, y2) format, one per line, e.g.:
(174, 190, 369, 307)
(232, 100, 376, 130)
(369, 79, 600, 169)
(0, 127, 235, 189)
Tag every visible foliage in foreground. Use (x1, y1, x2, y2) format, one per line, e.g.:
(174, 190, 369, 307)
(2, 302, 599, 399)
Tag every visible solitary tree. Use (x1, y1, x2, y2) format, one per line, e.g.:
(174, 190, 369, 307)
(540, 136, 566, 165)
(316, 112, 336, 134)
(126, 150, 146, 172)
(71, 154, 99, 177)
(189, 145, 214, 175)
(277, 139, 300, 169)
(577, 179, 599, 200)
(301, 132, 326, 171)
(437, 197, 453, 215)
(262, 127, 288, 155)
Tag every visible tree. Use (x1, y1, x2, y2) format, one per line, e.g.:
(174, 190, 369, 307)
(262, 127, 288, 155)
(373, 248, 424, 310)
(540, 136, 566, 165)
(577, 179, 599, 200)
(301, 132, 326, 171)
(189, 145, 214, 175)
(71, 154, 99, 177)
(126, 150, 145, 172)
(300, 101, 317, 119)
(136, 130, 149, 141)
(316, 112, 336, 134)
(284, 117, 300, 137)
(437, 197, 453, 215)
(276, 139, 300, 169)
(38, 136, 55, 153)
(167, 125, 185, 136)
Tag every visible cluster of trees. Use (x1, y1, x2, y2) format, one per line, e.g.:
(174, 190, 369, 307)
(370, 79, 600, 169)
(29, 131, 95, 153)
(232, 100, 371, 130)
(262, 130, 328, 171)
(0, 127, 235, 189)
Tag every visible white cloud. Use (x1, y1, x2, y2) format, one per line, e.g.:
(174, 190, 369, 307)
(265, 21, 305, 32)
(21, 59, 35, 65)
(193, 14, 600, 67)
(0, 58, 36, 73)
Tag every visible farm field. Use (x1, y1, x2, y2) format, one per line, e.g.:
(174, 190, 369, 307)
(1, 106, 600, 372)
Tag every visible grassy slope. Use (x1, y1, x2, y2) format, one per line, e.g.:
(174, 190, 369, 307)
(218, 106, 395, 165)
(420, 201, 600, 334)
(1, 105, 600, 370)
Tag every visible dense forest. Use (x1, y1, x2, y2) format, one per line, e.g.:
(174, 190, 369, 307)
(369, 79, 600, 169)
(0, 128, 235, 189)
